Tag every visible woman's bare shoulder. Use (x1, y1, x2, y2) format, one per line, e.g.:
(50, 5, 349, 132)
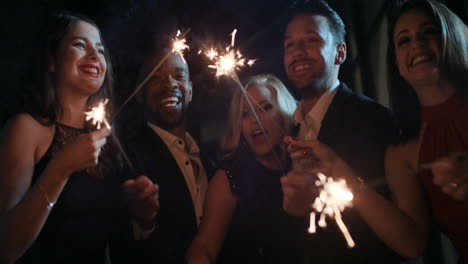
(2, 113, 55, 161)
(5, 113, 48, 129)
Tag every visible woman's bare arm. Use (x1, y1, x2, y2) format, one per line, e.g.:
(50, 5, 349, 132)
(186, 169, 237, 264)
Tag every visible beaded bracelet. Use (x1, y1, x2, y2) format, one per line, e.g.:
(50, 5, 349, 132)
(38, 184, 55, 210)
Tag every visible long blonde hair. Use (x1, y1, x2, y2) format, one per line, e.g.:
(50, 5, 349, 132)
(220, 74, 297, 159)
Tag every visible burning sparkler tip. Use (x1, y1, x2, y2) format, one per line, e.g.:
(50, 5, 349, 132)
(203, 30, 256, 78)
(171, 29, 190, 63)
(85, 99, 111, 130)
(308, 172, 356, 248)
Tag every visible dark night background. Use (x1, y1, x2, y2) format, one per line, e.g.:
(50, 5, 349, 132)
(0, 0, 467, 153)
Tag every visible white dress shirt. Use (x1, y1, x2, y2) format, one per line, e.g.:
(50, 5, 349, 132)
(148, 123, 208, 226)
(133, 123, 209, 239)
(293, 79, 340, 140)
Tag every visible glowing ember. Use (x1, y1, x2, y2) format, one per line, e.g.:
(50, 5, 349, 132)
(205, 48, 218, 60)
(85, 99, 110, 130)
(308, 172, 355, 248)
(203, 29, 256, 77)
(230, 29, 237, 46)
(172, 30, 189, 62)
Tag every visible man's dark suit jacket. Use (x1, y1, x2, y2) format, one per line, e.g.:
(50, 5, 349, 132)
(300, 83, 401, 263)
(110, 123, 214, 264)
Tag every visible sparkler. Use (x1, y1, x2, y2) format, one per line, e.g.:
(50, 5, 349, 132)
(110, 28, 191, 123)
(172, 30, 190, 63)
(200, 38, 283, 133)
(86, 99, 134, 170)
(85, 99, 111, 130)
(204, 30, 256, 78)
(202, 30, 286, 172)
(202, 32, 285, 168)
(308, 172, 355, 248)
(84, 30, 191, 172)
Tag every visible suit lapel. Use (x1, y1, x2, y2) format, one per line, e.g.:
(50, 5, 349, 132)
(134, 124, 185, 184)
(318, 83, 352, 144)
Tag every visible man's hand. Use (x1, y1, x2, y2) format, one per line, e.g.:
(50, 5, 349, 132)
(283, 136, 360, 184)
(281, 170, 317, 216)
(432, 152, 468, 201)
(123, 175, 160, 230)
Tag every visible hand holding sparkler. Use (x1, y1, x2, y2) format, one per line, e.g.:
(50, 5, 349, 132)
(124, 175, 160, 230)
(284, 137, 361, 181)
(428, 152, 468, 200)
(86, 98, 134, 170)
(281, 170, 319, 216)
(282, 137, 364, 247)
(281, 163, 357, 248)
(52, 127, 110, 174)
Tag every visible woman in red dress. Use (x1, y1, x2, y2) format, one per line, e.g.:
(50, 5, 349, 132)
(282, 0, 467, 262)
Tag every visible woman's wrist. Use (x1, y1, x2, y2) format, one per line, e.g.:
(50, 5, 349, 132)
(47, 157, 73, 180)
(37, 183, 56, 210)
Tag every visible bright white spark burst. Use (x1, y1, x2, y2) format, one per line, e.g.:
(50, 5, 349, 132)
(172, 30, 189, 62)
(85, 99, 110, 130)
(204, 29, 256, 77)
(309, 172, 355, 248)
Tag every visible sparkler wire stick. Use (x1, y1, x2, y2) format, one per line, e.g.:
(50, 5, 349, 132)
(203, 29, 285, 172)
(110, 28, 191, 124)
(245, 89, 287, 135)
(333, 207, 356, 248)
(85, 99, 135, 170)
(111, 132, 134, 171)
(231, 73, 285, 173)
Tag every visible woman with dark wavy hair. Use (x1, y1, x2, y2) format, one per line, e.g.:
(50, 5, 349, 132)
(0, 12, 124, 263)
(386, 0, 468, 262)
(281, 0, 467, 262)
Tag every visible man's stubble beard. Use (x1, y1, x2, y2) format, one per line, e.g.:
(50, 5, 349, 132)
(145, 106, 187, 130)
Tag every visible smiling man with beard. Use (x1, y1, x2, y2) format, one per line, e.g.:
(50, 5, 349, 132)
(111, 50, 211, 264)
(280, 1, 402, 263)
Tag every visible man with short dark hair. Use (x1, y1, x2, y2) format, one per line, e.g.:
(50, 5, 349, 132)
(281, 1, 400, 263)
(111, 50, 212, 264)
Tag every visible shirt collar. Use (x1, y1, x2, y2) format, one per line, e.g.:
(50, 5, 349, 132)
(293, 79, 340, 125)
(147, 122, 200, 155)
